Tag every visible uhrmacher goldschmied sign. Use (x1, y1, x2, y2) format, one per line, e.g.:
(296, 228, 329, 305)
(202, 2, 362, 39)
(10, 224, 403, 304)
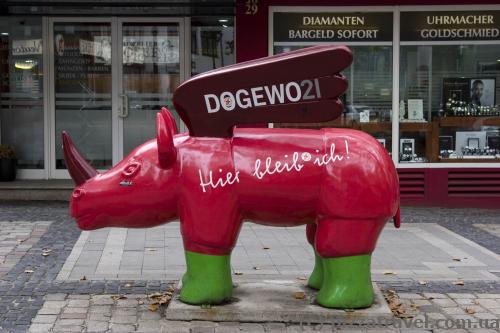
(400, 11, 500, 41)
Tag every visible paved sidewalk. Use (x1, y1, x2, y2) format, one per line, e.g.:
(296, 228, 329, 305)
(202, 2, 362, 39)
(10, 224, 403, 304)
(28, 292, 500, 332)
(57, 223, 500, 282)
(0, 202, 498, 332)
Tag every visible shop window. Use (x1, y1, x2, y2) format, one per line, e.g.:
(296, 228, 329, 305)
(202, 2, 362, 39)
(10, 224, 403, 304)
(400, 45, 500, 163)
(191, 17, 235, 75)
(0, 17, 44, 169)
(273, 45, 393, 155)
(271, 10, 394, 154)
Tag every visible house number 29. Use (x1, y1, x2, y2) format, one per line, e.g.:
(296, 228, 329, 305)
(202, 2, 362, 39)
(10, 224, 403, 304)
(245, 0, 258, 15)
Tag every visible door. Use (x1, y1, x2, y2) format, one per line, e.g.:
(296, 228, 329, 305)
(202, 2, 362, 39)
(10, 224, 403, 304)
(49, 18, 185, 178)
(117, 18, 184, 160)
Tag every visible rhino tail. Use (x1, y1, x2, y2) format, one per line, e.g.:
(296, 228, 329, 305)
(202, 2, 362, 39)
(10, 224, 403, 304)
(393, 206, 401, 229)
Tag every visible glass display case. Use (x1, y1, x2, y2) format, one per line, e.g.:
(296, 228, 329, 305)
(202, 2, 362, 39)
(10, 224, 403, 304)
(399, 40, 500, 164)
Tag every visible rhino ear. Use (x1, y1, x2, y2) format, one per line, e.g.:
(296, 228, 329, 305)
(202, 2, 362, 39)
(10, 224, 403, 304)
(157, 110, 177, 169)
(161, 107, 179, 134)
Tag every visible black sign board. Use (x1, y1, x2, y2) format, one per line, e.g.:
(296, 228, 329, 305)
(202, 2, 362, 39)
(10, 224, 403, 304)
(273, 12, 393, 43)
(401, 11, 500, 42)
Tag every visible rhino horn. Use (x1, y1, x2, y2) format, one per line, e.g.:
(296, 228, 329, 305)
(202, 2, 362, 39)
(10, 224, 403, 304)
(157, 110, 177, 168)
(161, 107, 179, 134)
(62, 131, 98, 185)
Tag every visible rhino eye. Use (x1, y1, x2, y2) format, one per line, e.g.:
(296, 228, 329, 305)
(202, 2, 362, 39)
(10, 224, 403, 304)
(122, 160, 141, 178)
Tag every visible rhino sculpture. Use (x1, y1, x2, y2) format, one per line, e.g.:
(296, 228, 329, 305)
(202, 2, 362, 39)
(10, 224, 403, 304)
(63, 46, 400, 309)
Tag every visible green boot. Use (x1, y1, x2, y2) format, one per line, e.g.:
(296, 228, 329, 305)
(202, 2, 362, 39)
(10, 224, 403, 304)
(180, 251, 233, 305)
(307, 252, 324, 290)
(316, 254, 374, 309)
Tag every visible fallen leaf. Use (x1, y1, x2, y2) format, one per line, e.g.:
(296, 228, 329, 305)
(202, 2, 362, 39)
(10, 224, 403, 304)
(383, 271, 396, 275)
(167, 286, 175, 293)
(383, 290, 411, 319)
(418, 281, 428, 286)
(465, 308, 476, 314)
(473, 300, 480, 305)
(344, 309, 355, 312)
(145, 248, 157, 252)
(452, 257, 462, 262)
(80, 276, 87, 281)
(234, 271, 243, 275)
(138, 300, 144, 305)
(296, 277, 307, 281)
(111, 295, 127, 301)
(262, 247, 270, 250)
(16, 239, 24, 244)
(24, 269, 34, 273)
(293, 291, 305, 299)
(253, 266, 260, 270)
(148, 291, 172, 306)
(148, 304, 158, 312)
(124, 283, 132, 288)
(411, 303, 418, 309)
(452, 280, 465, 286)
(41, 249, 52, 257)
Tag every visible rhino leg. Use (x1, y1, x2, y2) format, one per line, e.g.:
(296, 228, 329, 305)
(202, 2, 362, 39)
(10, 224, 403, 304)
(305, 223, 323, 290)
(180, 251, 233, 305)
(314, 217, 386, 309)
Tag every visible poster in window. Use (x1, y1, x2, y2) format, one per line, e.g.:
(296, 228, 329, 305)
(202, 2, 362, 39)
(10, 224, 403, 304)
(470, 78, 496, 107)
(442, 78, 470, 104)
(407, 99, 423, 120)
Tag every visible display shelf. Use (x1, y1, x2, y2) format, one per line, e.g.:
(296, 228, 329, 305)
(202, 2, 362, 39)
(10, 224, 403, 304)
(439, 116, 500, 128)
(400, 122, 433, 132)
(439, 158, 500, 163)
(356, 121, 391, 132)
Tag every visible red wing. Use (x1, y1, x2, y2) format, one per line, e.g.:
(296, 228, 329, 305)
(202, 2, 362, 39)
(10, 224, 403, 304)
(173, 45, 352, 137)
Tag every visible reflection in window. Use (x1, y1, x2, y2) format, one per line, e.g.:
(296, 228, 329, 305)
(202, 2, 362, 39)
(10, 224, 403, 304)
(273, 45, 393, 154)
(400, 45, 500, 163)
(191, 17, 234, 75)
(121, 23, 181, 156)
(53, 23, 112, 169)
(0, 17, 44, 169)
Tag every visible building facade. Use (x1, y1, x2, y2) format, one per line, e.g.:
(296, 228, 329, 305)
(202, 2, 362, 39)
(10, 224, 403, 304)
(237, 0, 500, 208)
(2, 0, 500, 208)
(0, 1, 235, 178)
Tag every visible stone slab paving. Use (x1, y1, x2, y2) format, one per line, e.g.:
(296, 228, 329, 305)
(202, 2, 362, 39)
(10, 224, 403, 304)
(57, 222, 500, 283)
(165, 281, 391, 323)
(0, 221, 51, 278)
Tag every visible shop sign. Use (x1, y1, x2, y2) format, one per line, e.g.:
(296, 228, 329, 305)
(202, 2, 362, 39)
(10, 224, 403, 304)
(273, 12, 393, 43)
(400, 11, 500, 41)
(12, 39, 42, 56)
(54, 33, 111, 80)
(123, 36, 179, 64)
(79, 37, 111, 64)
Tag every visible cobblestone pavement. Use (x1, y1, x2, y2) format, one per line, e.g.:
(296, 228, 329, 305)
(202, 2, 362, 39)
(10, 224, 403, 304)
(27, 292, 500, 333)
(0, 202, 497, 332)
(0, 222, 51, 278)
